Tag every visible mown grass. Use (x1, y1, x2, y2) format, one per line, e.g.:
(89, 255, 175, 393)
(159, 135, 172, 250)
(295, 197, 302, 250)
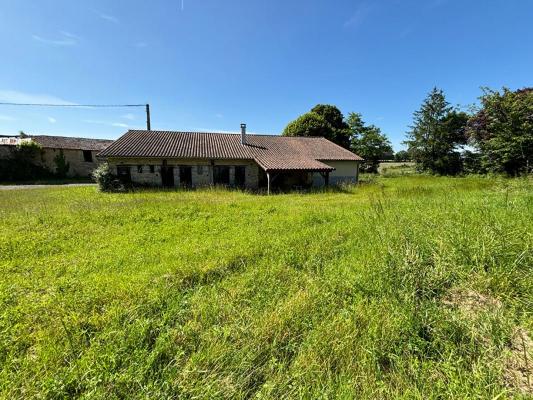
(0, 176, 531, 399)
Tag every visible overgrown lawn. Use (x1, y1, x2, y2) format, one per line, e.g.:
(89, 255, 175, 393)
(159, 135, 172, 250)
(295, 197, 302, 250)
(0, 176, 531, 399)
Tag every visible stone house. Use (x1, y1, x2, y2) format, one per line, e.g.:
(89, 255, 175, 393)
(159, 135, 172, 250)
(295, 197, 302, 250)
(98, 125, 363, 192)
(0, 135, 114, 177)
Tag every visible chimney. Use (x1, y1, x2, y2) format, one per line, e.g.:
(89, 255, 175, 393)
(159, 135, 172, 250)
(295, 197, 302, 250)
(240, 123, 247, 145)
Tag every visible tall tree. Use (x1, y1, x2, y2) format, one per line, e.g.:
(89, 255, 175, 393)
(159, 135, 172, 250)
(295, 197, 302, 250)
(283, 112, 334, 140)
(347, 112, 393, 172)
(467, 87, 533, 175)
(283, 104, 351, 148)
(404, 88, 467, 175)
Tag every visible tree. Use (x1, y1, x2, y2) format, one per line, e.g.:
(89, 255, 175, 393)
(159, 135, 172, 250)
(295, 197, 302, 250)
(311, 104, 351, 148)
(347, 112, 394, 172)
(467, 87, 533, 175)
(394, 150, 410, 162)
(404, 88, 468, 175)
(283, 112, 334, 140)
(283, 105, 351, 148)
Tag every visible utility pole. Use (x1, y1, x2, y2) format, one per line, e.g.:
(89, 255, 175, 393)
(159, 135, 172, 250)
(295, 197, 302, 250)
(146, 104, 151, 131)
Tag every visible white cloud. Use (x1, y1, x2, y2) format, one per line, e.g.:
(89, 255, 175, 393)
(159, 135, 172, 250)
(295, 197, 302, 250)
(0, 90, 76, 105)
(100, 13, 119, 23)
(121, 113, 136, 120)
(32, 31, 79, 46)
(0, 114, 15, 121)
(47, 117, 57, 123)
(83, 119, 129, 128)
(344, 3, 373, 29)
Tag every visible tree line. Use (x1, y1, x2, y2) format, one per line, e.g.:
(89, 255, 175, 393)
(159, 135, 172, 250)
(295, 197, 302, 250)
(282, 87, 532, 175)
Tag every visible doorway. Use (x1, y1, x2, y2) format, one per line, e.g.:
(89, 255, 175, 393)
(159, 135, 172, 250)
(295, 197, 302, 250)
(179, 166, 192, 188)
(213, 166, 230, 186)
(234, 166, 246, 188)
(161, 164, 174, 187)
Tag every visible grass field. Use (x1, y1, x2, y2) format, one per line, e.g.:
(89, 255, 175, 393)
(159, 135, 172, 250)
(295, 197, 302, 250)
(0, 176, 532, 399)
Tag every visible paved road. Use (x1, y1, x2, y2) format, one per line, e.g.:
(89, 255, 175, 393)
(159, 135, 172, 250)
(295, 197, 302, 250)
(0, 183, 96, 190)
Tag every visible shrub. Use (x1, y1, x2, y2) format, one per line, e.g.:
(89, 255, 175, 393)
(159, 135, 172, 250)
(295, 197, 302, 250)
(92, 162, 122, 192)
(53, 150, 70, 178)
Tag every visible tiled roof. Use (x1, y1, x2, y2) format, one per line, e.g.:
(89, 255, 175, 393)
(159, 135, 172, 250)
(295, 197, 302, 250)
(31, 135, 114, 151)
(98, 130, 363, 172)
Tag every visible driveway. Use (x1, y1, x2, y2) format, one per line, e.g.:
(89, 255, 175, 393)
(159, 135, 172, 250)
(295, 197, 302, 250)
(0, 184, 96, 190)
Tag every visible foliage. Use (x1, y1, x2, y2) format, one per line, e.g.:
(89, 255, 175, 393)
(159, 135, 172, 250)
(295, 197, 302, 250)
(404, 88, 469, 175)
(283, 105, 351, 148)
(92, 162, 122, 192)
(467, 87, 533, 175)
(310, 104, 351, 148)
(347, 112, 394, 172)
(0, 140, 53, 181)
(53, 149, 70, 178)
(394, 150, 410, 162)
(283, 111, 334, 140)
(0, 176, 531, 398)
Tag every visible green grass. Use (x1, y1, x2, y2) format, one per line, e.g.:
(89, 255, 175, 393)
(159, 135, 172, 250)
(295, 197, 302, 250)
(0, 176, 531, 399)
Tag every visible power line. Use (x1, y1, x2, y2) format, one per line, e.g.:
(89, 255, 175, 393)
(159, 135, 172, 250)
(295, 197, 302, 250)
(0, 102, 152, 130)
(0, 102, 145, 107)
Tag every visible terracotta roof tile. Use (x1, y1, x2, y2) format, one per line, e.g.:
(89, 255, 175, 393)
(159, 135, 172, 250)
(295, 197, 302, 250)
(31, 135, 114, 151)
(99, 130, 362, 171)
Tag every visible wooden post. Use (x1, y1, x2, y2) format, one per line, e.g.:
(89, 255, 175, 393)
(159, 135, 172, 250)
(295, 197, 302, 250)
(146, 104, 151, 131)
(267, 172, 270, 195)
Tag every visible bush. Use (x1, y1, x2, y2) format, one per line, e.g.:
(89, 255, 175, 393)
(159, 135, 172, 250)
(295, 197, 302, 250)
(0, 141, 54, 181)
(92, 163, 123, 192)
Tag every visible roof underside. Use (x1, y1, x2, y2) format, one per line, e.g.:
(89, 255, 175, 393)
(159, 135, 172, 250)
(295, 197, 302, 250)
(99, 130, 363, 172)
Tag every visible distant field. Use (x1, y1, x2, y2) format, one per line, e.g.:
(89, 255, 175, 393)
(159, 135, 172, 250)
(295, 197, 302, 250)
(378, 161, 416, 176)
(0, 176, 531, 399)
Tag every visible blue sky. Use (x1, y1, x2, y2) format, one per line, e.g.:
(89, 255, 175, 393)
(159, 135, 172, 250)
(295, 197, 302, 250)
(0, 0, 532, 150)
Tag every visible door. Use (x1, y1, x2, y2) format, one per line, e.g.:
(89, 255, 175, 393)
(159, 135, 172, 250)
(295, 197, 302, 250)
(234, 166, 246, 188)
(179, 166, 192, 188)
(161, 165, 174, 187)
(116, 166, 131, 183)
(213, 166, 230, 186)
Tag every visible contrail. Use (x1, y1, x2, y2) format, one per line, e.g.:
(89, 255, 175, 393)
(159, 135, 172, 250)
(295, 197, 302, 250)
(181, 0, 184, 11)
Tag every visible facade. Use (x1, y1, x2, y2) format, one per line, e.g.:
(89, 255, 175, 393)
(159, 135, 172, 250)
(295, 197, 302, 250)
(0, 135, 114, 177)
(99, 126, 362, 192)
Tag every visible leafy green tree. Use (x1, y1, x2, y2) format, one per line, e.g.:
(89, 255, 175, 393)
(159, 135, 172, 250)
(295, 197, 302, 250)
(283, 112, 334, 140)
(404, 88, 468, 175)
(467, 87, 533, 175)
(394, 150, 410, 162)
(347, 112, 394, 172)
(283, 104, 351, 148)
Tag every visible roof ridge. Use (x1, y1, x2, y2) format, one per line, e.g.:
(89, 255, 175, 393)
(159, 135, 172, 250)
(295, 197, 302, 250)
(127, 129, 329, 139)
(30, 134, 114, 141)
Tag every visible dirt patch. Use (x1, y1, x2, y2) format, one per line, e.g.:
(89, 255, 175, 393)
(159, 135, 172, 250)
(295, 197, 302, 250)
(504, 328, 533, 396)
(442, 288, 502, 316)
(442, 288, 532, 396)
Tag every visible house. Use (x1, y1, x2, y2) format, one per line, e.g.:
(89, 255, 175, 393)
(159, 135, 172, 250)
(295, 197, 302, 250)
(0, 135, 114, 177)
(98, 125, 363, 192)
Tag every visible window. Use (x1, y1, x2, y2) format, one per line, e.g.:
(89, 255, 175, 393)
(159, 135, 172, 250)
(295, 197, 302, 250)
(149, 165, 155, 173)
(197, 165, 203, 175)
(137, 165, 143, 173)
(83, 150, 93, 162)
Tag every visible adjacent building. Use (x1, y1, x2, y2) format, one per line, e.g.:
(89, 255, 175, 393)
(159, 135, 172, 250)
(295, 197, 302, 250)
(98, 125, 363, 192)
(0, 135, 114, 177)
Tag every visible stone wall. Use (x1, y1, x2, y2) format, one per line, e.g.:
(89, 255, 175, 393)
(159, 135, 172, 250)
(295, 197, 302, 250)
(108, 158, 260, 189)
(38, 148, 103, 177)
(0, 146, 103, 178)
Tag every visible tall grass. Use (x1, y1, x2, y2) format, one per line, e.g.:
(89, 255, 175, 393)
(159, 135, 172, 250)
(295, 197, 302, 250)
(0, 176, 531, 399)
